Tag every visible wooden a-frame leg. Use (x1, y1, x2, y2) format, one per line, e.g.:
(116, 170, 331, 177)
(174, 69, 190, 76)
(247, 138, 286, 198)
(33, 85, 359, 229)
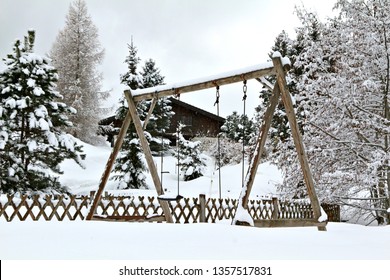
(233, 82, 281, 225)
(124, 90, 174, 223)
(86, 109, 133, 220)
(272, 56, 326, 231)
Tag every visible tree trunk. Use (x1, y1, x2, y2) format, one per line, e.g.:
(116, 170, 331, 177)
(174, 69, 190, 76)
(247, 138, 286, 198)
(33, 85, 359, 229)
(382, 25, 390, 224)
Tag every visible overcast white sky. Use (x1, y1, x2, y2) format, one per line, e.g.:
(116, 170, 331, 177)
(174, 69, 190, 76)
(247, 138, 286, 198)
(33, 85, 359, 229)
(0, 0, 336, 117)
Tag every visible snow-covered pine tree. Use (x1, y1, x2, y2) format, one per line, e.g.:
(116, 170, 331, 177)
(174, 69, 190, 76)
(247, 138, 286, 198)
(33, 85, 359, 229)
(120, 40, 143, 90)
(140, 59, 164, 89)
(0, 31, 84, 194)
(256, 28, 315, 158)
(50, 0, 108, 144)
(256, 13, 325, 203)
(111, 137, 148, 190)
(175, 123, 206, 181)
(141, 58, 173, 152)
(113, 42, 171, 189)
(115, 40, 145, 123)
(266, 31, 294, 143)
(220, 111, 254, 145)
(112, 40, 147, 189)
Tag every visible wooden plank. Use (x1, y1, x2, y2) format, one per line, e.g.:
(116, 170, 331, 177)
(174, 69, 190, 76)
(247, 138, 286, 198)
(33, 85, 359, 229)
(92, 215, 166, 222)
(143, 97, 157, 129)
(272, 197, 280, 220)
(233, 83, 280, 225)
(124, 90, 174, 223)
(272, 56, 327, 232)
(256, 77, 274, 90)
(132, 65, 279, 102)
(86, 109, 133, 220)
(254, 219, 328, 228)
(199, 194, 206, 223)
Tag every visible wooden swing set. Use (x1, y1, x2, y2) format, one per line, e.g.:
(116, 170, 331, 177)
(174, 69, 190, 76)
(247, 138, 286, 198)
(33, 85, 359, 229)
(86, 53, 327, 231)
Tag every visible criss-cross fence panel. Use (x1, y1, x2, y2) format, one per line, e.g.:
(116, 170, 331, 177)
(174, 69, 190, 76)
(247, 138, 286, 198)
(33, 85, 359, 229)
(196, 197, 230, 223)
(170, 197, 200, 223)
(0, 193, 340, 223)
(0, 194, 91, 221)
(278, 200, 314, 219)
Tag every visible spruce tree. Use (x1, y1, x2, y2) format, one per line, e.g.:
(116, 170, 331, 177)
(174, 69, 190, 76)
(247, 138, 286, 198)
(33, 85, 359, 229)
(50, 0, 108, 144)
(257, 31, 295, 147)
(0, 31, 84, 194)
(112, 40, 146, 189)
(220, 111, 254, 145)
(176, 124, 206, 181)
(141, 59, 173, 152)
(112, 42, 171, 189)
(120, 40, 142, 90)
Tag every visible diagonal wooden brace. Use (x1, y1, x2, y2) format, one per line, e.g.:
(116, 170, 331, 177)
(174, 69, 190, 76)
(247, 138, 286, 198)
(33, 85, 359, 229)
(232, 82, 281, 225)
(124, 90, 174, 223)
(86, 109, 133, 220)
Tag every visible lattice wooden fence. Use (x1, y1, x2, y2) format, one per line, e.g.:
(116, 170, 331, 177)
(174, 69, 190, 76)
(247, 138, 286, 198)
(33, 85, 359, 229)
(0, 194, 91, 221)
(0, 193, 340, 223)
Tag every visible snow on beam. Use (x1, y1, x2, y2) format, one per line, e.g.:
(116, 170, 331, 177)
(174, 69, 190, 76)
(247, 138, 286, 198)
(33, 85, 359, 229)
(131, 60, 290, 102)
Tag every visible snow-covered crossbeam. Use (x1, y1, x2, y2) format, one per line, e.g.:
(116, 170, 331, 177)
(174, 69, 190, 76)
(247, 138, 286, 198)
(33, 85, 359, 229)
(131, 58, 290, 102)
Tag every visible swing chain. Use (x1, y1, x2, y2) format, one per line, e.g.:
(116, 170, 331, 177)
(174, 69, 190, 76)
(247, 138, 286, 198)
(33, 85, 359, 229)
(214, 85, 222, 199)
(242, 80, 247, 101)
(214, 85, 220, 106)
(241, 80, 247, 188)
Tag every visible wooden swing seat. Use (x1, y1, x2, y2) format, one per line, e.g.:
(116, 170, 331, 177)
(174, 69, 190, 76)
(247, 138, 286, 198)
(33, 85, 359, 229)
(91, 214, 166, 222)
(157, 194, 184, 202)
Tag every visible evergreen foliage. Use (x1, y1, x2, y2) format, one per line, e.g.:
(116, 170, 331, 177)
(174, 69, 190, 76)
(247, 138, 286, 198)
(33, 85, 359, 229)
(141, 59, 173, 151)
(112, 40, 146, 189)
(111, 136, 148, 189)
(256, 29, 308, 152)
(175, 124, 206, 181)
(220, 111, 254, 145)
(120, 40, 142, 90)
(112, 41, 171, 189)
(0, 31, 84, 194)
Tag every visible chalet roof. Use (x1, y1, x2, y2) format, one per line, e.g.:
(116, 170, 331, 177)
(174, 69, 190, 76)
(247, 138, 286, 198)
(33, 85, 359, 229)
(99, 97, 225, 126)
(168, 97, 225, 123)
(99, 115, 116, 126)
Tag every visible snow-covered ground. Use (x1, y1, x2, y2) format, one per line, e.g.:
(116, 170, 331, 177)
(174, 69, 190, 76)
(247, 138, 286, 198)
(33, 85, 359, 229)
(58, 140, 282, 199)
(1, 221, 389, 260)
(1, 140, 390, 266)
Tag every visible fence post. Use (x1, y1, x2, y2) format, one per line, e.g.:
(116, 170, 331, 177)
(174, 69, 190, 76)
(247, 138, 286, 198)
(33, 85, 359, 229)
(272, 197, 279, 220)
(199, 194, 206, 223)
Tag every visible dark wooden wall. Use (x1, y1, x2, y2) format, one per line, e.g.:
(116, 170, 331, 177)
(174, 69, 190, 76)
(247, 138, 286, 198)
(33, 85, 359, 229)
(168, 101, 224, 139)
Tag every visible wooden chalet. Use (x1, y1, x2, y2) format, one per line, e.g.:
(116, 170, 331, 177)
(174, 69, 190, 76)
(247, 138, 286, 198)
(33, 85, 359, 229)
(98, 97, 225, 146)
